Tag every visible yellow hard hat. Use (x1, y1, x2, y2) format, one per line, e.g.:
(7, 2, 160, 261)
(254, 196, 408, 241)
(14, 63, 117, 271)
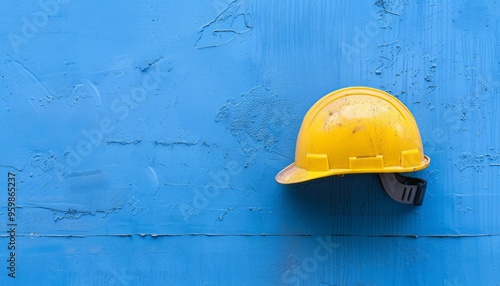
(276, 87, 430, 205)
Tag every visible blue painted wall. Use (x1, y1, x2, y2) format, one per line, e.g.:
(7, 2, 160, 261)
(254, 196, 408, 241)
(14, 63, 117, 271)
(1, 0, 500, 285)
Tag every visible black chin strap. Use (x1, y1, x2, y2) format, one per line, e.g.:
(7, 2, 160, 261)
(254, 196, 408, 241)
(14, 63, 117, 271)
(378, 173, 427, 206)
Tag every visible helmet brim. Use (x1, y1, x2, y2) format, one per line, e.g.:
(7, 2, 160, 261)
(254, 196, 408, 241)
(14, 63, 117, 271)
(275, 156, 430, 184)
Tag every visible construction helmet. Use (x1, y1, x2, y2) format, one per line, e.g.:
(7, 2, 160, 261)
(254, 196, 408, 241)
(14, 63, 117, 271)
(276, 87, 430, 206)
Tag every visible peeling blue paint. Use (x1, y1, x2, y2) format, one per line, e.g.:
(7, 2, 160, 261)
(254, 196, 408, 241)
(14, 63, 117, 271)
(195, 0, 253, 49)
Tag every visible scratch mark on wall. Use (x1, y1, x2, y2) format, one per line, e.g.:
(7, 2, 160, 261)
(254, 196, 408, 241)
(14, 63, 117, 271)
(9, 57, 55, 100)
(147, 165, 159, 190)
(373, 41, 401, 77)
(195, 0, 253, 49)
(65, 169, 102, 178)
(97, 204, 124, 218)
(454, 195, 475, 213)
(216, 208, 232, 222)
(106, 139, 143, 145)
(34, 203, 125, 221)
(163, 182, 190, 187)
(128, 196, 144, 215)
(148, 166, 158, 185)
(40, 207, 93, 221)
(377, 40, 400, 47)
(375, 0, 403, 16)
(0, 163, 24, 172)
(31, 152, 60, 172)
(153, 140, 198, 147)
(454, 152, 500, 171)
(67, 80, 102, 107)
(137, 57, 165, 72)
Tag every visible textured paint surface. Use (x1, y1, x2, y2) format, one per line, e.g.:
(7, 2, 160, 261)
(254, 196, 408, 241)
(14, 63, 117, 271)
(1, 0, 500, 285)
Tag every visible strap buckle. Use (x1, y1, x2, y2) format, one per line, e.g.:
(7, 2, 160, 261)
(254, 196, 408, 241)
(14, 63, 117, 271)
(378, 173, 427, 206)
